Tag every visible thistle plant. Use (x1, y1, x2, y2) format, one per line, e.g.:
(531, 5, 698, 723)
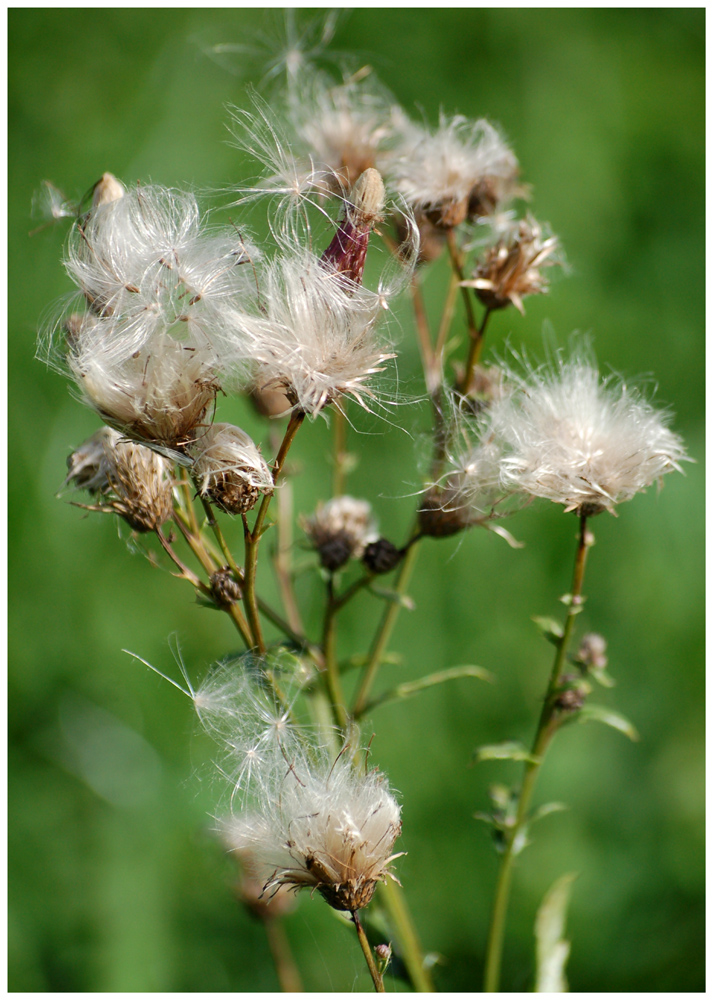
(31, 16, 694, 993)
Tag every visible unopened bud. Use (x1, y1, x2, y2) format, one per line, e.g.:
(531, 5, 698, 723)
(417, 488, 470, 538)
(374, 943, 392, 973)
(320, 169, 385, 287)
(210, 567, 242, 607)
(555, 685, 587, 713)
(303, 496, 377, 572)
(577, 633, 608, 672)
(362, 537, 403, 575)
(349, 167, 385, 226)
(91, 172, 125, 209)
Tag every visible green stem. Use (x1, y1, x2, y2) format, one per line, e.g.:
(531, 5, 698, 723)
(483, 514, 591, 992)
(446, 229, 478, 349)
(459, 307, 492, 393)
(333, 406, 347, 497)
(262, 917, 303, 993)
(353, 910, 385, 993)
(322, 578, 348, 730)
(243, 410, 305, 653)
(352, 540, 420, 719)
(172, 512, 255, 648)
(378, 878, 434, 992)
(198, 494, 241, 578)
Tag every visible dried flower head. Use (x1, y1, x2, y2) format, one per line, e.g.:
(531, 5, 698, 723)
(65, 426, 174, 532)
(63, 425, 116, 494)
(303, 496, 377, 571)
(490, 354, 688, 515)
(462, 216, 562, 314)
(218, 745, 402, 912)
(387, 113, 521, 227)
(191, 423, 274, 515)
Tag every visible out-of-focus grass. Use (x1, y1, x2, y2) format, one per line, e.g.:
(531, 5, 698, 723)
(10, 8, 703, 992)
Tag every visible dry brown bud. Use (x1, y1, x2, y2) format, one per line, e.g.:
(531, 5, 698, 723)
(362, 537, 403, 574)
(417, 487, 471, 538)
(210, 567, 242, 607)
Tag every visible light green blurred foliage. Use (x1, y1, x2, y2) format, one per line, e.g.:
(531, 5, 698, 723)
(9, 8, 703, 992)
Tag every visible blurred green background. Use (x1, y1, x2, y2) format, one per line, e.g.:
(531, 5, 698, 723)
(9, 8, 704, 992)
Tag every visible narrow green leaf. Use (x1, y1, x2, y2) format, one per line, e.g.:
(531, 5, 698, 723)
(531, 802, 568, 825)
(590, 666, 616, 688)
(366, 665, 492, 712)
(369, 585, 416, 610)
(473, 740, 541, 765)
(532, 616, 564, 644)
(578, 704, 640, 741)
(534, 872, 578, 992)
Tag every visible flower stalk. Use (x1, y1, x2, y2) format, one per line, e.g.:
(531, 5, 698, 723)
(483, 514, 592, 992)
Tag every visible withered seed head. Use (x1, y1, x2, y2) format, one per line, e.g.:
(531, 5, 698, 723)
(65, 428, 174, 533)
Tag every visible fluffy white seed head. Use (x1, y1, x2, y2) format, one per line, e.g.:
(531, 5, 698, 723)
(489, 355, 688, 515)
(63, 182, 257, 348)
(387, 113, 521, 227)
(190, 423, 274, 515)
(286, 67, 400, 193)
(227, 248, 399, 415)
(68, 330, 220, 450)
(218, 746, 402, 912)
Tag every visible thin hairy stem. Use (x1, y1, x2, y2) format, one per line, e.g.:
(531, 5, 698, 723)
(353, 910, 385, 993)
(198, 494, 241, 578)
(352, 540, 421, 719)
(410, 276, 437, 394)
(483, 514, 592, 992)
(446, 228, 479, 347)
(273, 478, 305, 636)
